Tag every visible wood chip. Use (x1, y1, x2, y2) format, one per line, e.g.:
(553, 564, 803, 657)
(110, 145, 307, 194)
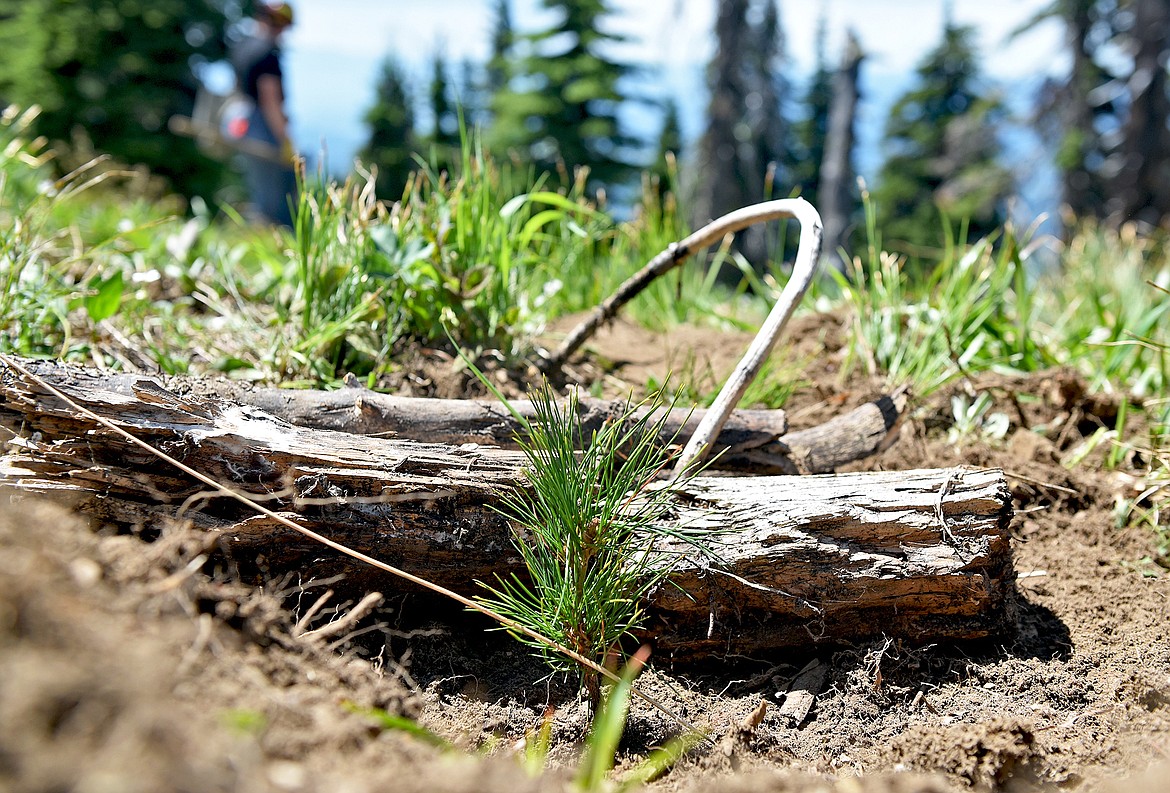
(777, 659, 829, 727)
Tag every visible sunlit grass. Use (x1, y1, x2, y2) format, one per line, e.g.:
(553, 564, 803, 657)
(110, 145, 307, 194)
(834, 188, 1049, 396)
(1035, 220, 1170, 397)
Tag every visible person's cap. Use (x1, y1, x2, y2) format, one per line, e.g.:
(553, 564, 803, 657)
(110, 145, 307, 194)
(258, 2, 294, 27)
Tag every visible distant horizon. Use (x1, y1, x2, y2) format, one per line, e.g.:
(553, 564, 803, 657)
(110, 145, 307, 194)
(278, 0, 1063, 222)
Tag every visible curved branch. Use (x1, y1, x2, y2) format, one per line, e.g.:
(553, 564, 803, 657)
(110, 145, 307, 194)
(541, 197, 822, 371)
(672, 199, 823, 476)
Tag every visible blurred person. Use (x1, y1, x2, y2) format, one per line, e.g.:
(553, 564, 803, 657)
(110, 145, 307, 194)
(229, 1, 297, 226)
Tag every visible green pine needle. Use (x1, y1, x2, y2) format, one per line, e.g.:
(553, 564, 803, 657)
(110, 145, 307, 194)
(471, 379, 715, 690)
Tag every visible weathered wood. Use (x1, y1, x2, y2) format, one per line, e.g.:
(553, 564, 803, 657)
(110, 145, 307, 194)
(644, 467, 1013, 660)
(226, 386, 904, 475)
(3, 359, 905, 474)
(757, 386, 907, 474)
(0, 358, 1014, 658)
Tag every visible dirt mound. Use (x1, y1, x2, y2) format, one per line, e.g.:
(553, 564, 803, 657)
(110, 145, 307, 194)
(0, 500, 441, 793)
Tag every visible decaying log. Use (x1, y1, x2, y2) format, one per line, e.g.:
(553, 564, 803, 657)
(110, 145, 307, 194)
(225, 386, 904, 475)
(0, 358, 1014, 659)
(2, 359, 906, 474)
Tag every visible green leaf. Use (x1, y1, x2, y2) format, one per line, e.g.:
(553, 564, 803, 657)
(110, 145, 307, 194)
(342, 702, 452, 750)
(218, 708, 267, 736)
(211, 356, 252, 373)
(83, 270, 123, 322)
(618, 731, 705, 789)
(576, 649, 646, 791)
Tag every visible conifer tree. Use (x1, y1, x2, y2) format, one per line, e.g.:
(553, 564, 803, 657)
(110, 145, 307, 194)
(425, 52, 460, 172)
(655, 100, 683, 169)
(748, 0, 792, 196)
(487, 0, 637, 190)
(871, 21, 1009, 255)
(819, 31, 863, 265)
(648, 98, 683, 196)
(456, 58, 486, 130)
(429, 54, 458, 147)
(359, 57, 417, 202)
(693, 0, 757, 226)
(0, 0, 233, 198)
(1021, 0, 1116, 220)
(1109, 0, 1170, 224)
(486, 0, 514, 97)
(1021, 0, 1170, 225)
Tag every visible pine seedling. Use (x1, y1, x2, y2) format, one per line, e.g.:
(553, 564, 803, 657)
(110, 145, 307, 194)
(475, 382, 711, 707)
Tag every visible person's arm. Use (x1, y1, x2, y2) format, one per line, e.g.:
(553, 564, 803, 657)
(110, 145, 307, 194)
(256, 73, 291, 155)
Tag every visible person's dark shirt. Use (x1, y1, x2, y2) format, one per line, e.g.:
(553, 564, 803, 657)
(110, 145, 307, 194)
(230, 34, 282, 103)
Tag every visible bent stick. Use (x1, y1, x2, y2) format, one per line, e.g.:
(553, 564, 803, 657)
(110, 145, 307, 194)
(672, 200, 823, 475)
(540, 199, 823, 474)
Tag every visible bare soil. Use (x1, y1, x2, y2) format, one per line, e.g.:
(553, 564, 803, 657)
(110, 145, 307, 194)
(2, 314, 1169, 792)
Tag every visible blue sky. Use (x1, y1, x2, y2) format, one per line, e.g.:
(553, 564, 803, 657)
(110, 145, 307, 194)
(276, 0, 1065, 212)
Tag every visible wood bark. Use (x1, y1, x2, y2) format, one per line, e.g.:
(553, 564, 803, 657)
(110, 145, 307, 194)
(4, 359, 905, 474)
(0, 358, 1015, 659)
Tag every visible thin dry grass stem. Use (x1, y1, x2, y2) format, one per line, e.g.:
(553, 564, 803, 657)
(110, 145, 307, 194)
(140, 553, 210, 596)
(176, 613, 215, 677)
(0, 353, 708, 742)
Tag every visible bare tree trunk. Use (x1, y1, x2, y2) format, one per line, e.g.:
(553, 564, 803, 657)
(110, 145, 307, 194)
(817, 29, 862, 268)
(0, 358, 1015, 658)
(691, 0, 757, 250)
(1108, 0, 1170, 225)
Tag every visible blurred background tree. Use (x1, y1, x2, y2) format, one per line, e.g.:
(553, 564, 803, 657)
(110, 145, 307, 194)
(1023, 0, 1117, 222)
(0, 0, 234, 199)
(648, 97, 682, 197)
(790, 16, 833, 209)
(424, 52, 461, 174)
(1024, 0, 1170, 227)
(487, 0, 639, 192)
(747, 0, 794, 197)
(870, 20, 1010, 258)
(1107, 0, 1170, 225)
(485, 0, 514, 101)
(817, 30, 863, 266)
(692, 0, 796, 268)
(359, 56, 417, 203)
